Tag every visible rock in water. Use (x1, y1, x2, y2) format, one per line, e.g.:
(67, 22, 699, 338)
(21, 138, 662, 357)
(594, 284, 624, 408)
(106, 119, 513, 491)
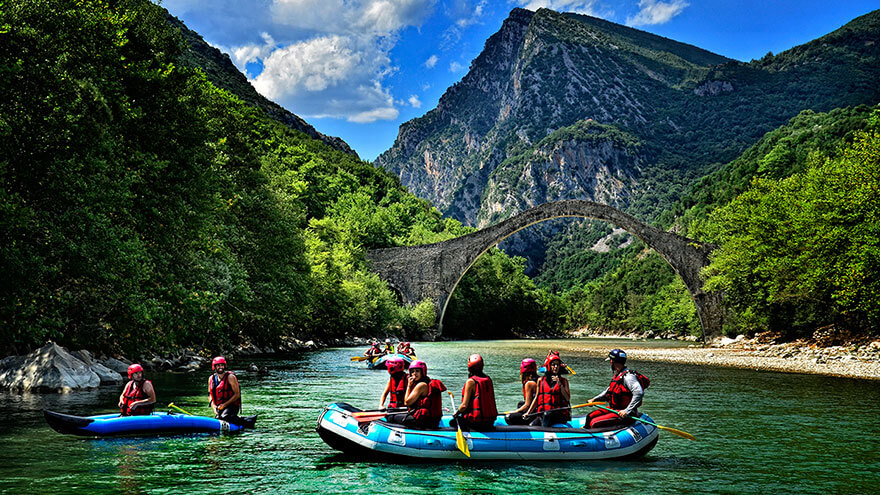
(71, 350, 124, 385)
(0, 343, 101, 392)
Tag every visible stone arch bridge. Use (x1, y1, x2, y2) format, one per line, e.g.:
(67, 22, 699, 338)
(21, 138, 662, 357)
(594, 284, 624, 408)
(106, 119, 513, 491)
(366, 200, 722, 341)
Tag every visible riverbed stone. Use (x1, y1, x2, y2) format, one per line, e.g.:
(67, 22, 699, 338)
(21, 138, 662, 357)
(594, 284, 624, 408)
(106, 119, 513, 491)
(71, 350, 123, 385)
(0, 343, 101, 392)
(101, 357, 130, 374)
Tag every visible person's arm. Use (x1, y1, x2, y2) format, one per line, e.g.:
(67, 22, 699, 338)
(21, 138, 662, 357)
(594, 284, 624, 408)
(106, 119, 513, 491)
(208, 376, 216, 412)
(590, 386, 610, 403)
(457, 379, 475, 414)
(620, 374, 644, 417)
(119, 382, 128, 408)
(525, 378, 542, 414)
(560, 377, 570, 402)
(404, 381, 428, 406)
(136, 381, 156, 410)
(513, 382, 537, 414)
(217, 374, 241, 411)
(379, 380, 392, 408)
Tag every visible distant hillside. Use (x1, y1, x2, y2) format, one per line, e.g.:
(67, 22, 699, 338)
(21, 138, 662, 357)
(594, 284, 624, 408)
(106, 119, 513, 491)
(375, 7, 880, 275)
(164, 13, 356, 156)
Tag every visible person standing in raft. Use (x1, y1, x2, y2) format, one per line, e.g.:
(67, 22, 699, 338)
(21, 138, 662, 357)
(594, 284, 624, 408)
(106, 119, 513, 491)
(379, 357, 407, 410)
(386, 360, 447, 429)
(525, 352, 571, 427)
(506, 358, 539, 425)
(208, 356, 242, 422)
(453, 354, 498, 431)
(119, 364, 156, 416)
(585, 349, 644, 429)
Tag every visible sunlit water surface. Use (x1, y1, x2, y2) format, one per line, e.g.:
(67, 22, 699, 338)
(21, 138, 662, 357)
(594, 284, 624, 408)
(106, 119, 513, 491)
(2, 339, 878, 494)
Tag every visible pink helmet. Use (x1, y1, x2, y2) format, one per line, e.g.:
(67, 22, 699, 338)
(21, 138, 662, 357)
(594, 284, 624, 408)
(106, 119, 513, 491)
(127, 363, 144, 379)
(408, 360, 427, 374)
(520, 358, 537, 373)
(468, 353, 484, 372)
(386, 357, 405, 374)
(212, 356, 227, 370)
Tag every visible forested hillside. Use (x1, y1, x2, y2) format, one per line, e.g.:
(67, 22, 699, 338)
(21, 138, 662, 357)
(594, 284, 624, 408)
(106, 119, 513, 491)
(564, 105, 880, 338)
(0, 0, 564, 355)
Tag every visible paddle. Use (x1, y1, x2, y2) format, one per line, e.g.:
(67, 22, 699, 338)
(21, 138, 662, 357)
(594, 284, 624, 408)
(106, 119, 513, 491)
(447, 391, 470, 457)
(168, 402, 193, 416)
(350, 356, 369, 361)
(592, 404, 696, 441)
(351, 408, 408, 422)
(520, 401, 606, 419)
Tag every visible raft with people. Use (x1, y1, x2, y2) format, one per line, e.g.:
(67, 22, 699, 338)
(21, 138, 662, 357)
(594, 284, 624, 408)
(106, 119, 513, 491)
(315, 402, 659, 461)
(369, 352, 413, 369)
(43, 409, 256, 437)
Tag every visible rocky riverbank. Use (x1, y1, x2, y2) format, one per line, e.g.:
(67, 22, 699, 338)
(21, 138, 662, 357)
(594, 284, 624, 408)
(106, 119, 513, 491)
(566, 330, 880, 380)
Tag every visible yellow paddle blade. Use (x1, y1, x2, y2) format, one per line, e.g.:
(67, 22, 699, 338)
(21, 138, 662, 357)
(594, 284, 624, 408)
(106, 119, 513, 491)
(658, 425, 696, 441)
(167, 402, 193, 416)
(565, 365, 577, 375)
(350, 356, 368, 361)
(456, 427, 471, 457)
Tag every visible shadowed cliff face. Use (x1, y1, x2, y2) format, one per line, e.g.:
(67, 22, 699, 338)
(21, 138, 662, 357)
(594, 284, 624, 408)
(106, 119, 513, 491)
(375, 7, 880, 231)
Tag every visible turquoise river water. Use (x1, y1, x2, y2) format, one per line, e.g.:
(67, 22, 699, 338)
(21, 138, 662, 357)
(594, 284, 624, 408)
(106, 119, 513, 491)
(1, 339, 878, 494)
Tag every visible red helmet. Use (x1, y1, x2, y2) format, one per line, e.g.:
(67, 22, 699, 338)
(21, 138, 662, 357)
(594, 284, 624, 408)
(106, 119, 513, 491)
(408, 360, 427, 375)
(127, 363, 144, 379)
(520, 358, 537, 373)
(212, 356, 227, 370)
(467, 353, 484, 372)
(544, 353, 562, 369)
(386, 357, 405, 374)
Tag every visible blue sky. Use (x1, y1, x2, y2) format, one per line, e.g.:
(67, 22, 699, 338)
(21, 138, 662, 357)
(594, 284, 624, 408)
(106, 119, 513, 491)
(159, 0, 880, 161)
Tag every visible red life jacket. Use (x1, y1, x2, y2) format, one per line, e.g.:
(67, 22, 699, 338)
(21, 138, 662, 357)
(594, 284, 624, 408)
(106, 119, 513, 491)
(120, 380, 153, 416)
(608, 369, 648, 410)
(210, 372, 241, 409)
(388, 371, 407, 408)
(410, 377, 447, 426)
(462, 375, 497, 424)
(536, 376, 570, 420)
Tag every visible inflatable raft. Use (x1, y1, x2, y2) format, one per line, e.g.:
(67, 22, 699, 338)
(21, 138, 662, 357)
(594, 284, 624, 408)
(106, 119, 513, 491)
(369, 353, 413, 369)
(44, 410, 256, 437)
(316, 403, 658, 461)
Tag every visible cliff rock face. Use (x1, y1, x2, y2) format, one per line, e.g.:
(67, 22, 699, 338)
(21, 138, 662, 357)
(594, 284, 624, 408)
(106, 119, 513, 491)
(376, 7, 880, 236)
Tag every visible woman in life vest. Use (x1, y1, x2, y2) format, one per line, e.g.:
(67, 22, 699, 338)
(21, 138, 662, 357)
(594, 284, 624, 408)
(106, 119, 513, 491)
(364, 342, 382, 359)
(586, 349, 643, 429)
(386, 360, 447, 429)
(379, 357, 407, 410)
(208, 356, 242, 421)
(453, 354, 498, 430)
(398, 341, 416, 358)
(525, 353, 571, 427)
(505, 358, 539, 425)
(118, 364, 156, 416)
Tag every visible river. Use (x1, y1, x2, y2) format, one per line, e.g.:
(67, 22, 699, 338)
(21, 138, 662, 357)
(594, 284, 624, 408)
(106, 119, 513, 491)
(2, 339, 878, 494)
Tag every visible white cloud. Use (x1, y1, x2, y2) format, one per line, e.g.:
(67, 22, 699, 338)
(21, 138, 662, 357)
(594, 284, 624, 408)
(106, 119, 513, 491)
(449, 61, 465, 72)
(452, 0, 487, 28)
(408, 94, 422, 108)
(227, 0, 436, 123)
(424, 54, 439, 68)
(626, 0, 688, 26)
(516, 0, 608, 17)
(421, 83, 431, 91)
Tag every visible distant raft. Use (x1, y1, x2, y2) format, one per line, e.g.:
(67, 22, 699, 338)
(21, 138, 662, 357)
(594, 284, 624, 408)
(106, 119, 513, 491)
(44, 410, 256, 437)
(368, 353, 413, 370)
(316, 403, 658, 461)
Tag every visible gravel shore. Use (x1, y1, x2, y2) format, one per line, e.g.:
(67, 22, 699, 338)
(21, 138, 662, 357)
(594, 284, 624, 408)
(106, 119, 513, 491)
(565, 334, 880, 380)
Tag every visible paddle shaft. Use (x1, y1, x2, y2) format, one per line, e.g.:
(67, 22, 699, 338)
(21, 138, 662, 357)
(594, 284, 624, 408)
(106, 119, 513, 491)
(593, 404, 696, 441)
(168, 403, 193, 415)
(522, 401, 605, 419)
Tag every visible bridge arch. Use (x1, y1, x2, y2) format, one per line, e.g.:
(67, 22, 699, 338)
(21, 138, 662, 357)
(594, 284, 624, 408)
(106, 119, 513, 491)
(366, 200, 722, 341)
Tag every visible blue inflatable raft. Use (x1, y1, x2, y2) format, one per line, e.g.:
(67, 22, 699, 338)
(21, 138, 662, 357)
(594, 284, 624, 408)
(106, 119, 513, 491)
(44, 410, 256, 437)
(316, 403, 658, 461)
(368, 353, 413, 369)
